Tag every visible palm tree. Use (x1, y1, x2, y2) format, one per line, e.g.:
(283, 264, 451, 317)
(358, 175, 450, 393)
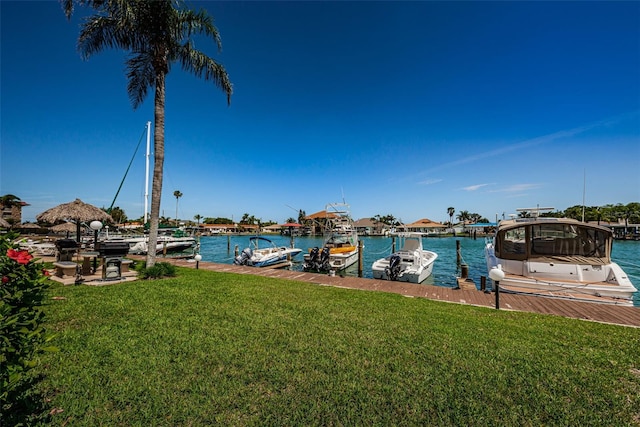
(456, 210, 471, 232)
(63, 0, 232, 267)
(447, 207, 455, 229)
(173, 190, 183, 226)
(109, 206, 127, 224)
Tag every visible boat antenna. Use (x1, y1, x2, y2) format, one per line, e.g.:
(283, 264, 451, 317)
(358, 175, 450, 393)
(107, 123, 148, 214)
(581, 168, 586, 222)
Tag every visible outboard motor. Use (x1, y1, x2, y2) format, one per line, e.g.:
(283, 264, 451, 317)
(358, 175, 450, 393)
(309, 247, 320, 263)
(234, 247, 253, 266)
(319, 247, 331, 271)
(385, 254, 402, 281)
(304, 247, 320, 270)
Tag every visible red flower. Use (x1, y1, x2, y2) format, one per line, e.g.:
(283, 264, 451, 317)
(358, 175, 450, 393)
(42, 269, 50, 277)
(7, 249, 33, 265)
(1, 276, 8, 284)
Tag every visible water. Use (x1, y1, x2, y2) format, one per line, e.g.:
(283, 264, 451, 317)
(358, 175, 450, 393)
(198, 235, 640, 306)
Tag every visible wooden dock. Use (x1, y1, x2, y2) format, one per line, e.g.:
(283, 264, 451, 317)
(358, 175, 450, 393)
(139, 256, 640, 328)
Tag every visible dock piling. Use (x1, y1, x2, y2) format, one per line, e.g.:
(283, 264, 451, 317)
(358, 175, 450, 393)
(357, 240, 363, 277)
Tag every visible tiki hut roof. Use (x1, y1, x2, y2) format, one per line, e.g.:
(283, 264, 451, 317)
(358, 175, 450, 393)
(50, 222, 78, 233)
(37, 199, 112, 223)
(36, 199, 112, 241)
(19, 222, 41, 229)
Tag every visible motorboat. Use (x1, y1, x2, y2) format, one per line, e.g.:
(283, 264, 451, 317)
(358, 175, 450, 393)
(234, 236, 302, 268)
(106, 231, 197, 255)
(372, 233, 438, 283)
(485, 216, 637, 305)
(303, 202, 360, 272)
(128, 235, 197, 255)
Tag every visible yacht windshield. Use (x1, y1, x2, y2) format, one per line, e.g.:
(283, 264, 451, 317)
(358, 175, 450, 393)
(497, 223, 610, 260)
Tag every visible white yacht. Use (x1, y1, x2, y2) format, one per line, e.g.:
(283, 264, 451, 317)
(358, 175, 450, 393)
(485, 215, 637, 305)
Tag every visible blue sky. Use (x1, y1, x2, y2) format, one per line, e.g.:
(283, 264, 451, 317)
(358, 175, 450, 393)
(2, 1, 639, 225)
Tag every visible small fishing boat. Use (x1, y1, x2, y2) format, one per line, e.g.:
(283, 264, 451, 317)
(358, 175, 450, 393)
(485, 214, 637, 305)
(234, 236, 302, 268)
(303, 202, 360, 272)
(372, 233, 438, 283)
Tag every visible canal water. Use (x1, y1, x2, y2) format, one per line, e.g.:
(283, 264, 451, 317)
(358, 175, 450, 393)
(197, 235, 640, 306)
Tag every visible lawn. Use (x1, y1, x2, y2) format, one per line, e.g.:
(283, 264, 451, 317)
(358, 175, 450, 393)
(37, 268, 640, 426)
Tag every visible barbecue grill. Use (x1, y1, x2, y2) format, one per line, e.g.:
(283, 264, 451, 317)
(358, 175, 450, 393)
(94, 241, 130, 280)
(55, 239, 78, 262)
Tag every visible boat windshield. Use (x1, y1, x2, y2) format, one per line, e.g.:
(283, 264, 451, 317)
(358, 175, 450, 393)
(497, 223, 611, 261)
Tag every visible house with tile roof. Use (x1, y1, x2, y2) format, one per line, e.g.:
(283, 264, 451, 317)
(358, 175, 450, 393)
(401, 218, 447, 234)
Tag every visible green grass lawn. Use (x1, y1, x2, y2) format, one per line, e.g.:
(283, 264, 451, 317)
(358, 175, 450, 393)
(37, 268, 640, 426)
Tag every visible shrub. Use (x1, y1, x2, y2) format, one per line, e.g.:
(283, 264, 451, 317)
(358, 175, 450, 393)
(0, 232, 54, 424)
(137, 261, 177, 279)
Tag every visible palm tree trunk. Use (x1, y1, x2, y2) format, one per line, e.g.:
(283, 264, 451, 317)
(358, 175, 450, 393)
(146, 73, 166, 268)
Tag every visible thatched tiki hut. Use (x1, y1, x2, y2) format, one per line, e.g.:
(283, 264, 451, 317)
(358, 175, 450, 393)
(37, 198, 113, 242)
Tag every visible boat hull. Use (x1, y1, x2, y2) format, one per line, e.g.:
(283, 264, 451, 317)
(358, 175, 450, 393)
(302, 247, 359, 272)
(372, 252, 437, 283)
(251, 248, 302, 268)
(115, 236, 197, 255)
(234, 237, 302, 268)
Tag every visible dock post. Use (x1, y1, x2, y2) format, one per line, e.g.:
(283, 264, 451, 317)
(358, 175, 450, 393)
(357, 240, 363, 277)
(480, 276, 486, 291)
(460, 264, 468, 279)
(392, 236, 396, 253)
(227, 235, 230, 253)
(234, 244, 239, 258)
(456, 240, 461, 267)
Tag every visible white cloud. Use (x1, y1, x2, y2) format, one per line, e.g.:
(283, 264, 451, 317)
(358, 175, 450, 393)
(462, 183, 491, 191)
(417, 112, 638, 176)
(418, 179, 443, 185)
(489, 183, 543, 193)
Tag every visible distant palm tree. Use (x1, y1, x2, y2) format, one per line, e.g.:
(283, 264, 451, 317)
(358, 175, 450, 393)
(173, 190, 183, 226)
(63, 0, 232, 267)
(109, 206, 127, 224)
(456, 210, 471, 232)
(447, 207, 455, 228)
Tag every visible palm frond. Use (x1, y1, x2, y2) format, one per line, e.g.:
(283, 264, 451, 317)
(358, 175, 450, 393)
(178, 8, 223, 51)
(126, 52, 155, 108)
(178, 46, 232, 104)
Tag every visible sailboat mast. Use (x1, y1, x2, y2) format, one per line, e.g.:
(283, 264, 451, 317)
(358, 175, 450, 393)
(144, 121, 151, 224)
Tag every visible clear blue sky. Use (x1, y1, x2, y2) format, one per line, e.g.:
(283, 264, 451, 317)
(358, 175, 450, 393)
(2, 1, 639, 225)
